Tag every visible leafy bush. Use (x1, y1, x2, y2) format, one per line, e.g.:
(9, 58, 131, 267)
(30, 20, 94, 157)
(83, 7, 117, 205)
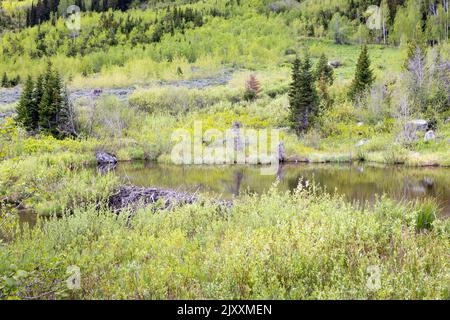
(0, 187, 448, 299)
(383, 144, 408, 164)
(414, 199, 438, 232)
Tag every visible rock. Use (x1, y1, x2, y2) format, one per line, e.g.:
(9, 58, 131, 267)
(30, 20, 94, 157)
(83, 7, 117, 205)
(96, 151, 118, 164)
(328, 60, 342, 68)
(401, 119, 429, 142)
(356, 122, 364, 126)
(355, 139, 368, 148)
(406, 119, 428, 132)
(424, 130, 436, 142)
(445, 118, 450, 124)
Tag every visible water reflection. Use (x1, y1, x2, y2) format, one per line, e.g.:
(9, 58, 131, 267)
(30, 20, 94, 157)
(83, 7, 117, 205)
(115, 162, 450, 216)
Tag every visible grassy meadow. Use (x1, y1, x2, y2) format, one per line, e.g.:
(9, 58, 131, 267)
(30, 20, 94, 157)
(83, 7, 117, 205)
(0, 0, 449, 300)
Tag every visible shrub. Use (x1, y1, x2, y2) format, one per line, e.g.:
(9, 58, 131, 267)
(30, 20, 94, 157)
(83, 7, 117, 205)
(383, 143, 408, 164)
(415, 199, 438, 231)
(0, 187, 448, 299)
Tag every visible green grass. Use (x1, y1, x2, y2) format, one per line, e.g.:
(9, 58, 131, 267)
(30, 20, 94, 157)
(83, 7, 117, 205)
(0, 187, 448, 299)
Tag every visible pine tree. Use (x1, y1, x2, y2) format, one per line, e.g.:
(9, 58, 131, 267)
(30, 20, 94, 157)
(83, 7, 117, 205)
(33, 74, 45, 112)
(314, 54, 334, 85)
(16, 76, 36, 132)
(349, 45, 375, 101)
(39, 63, 63, 136)
(57, 85, 76, 137)
(289, 52, 319, 134)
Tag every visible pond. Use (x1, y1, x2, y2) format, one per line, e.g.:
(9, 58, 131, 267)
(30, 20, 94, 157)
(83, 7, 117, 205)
(114, 162, 450, 217)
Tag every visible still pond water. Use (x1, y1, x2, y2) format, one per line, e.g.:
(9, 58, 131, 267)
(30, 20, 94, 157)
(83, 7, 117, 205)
(18, 162, 450, 227)
(114, 162, 450, 216)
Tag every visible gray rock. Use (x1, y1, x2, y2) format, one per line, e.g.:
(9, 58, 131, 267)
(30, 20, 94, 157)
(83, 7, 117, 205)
(328, 60, 342, 68)
(445, 118, 450, 124)
(406, 119, 428, 132)
(424, 130, 436, 142)
(401, 119, 429, 142)
(96, 151, 118, 164)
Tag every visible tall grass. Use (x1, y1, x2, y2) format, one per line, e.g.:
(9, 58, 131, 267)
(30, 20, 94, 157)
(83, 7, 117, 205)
(0, 186, 448, 299)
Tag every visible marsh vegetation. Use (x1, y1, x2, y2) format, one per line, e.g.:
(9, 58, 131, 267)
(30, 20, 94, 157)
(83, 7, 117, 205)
(0, 0, 449, 300)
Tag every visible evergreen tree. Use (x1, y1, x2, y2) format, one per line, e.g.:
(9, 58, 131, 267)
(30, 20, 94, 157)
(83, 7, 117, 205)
(16, 76, 36, 132)
(33, 74, 45, 111)
(314, 54, 334, 112)
(39, 63, 63, 136)
(58, 86, 77, 137)
(314, 54, 334, 85)
(349, 45, 375, 101)
(289, 52, 319, 134)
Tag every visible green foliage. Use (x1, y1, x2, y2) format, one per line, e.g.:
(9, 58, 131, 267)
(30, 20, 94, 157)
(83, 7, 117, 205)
(415, 199, 438, 232)
(314, 53, 334, 85)
(288, 52, 318, 134)
(348, 45, 375, 101)
(16, 76, 39, 132)
(383, 143, 408, 165)
(328, 13, 351, 45)
(0, 72, 20, 88)
(0, 187, 448, 299)
(15, 62, 73, 138)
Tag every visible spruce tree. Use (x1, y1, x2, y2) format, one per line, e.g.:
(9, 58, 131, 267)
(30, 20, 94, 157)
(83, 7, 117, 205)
(33, 74, 44, 111)
(58, 86, 76, 137)
(16, 76, 36, 132)
(289, 52, 318, 134)
(39, 63, 63, 137)
(315, 54, 334, 85)
(349, 45, 375, 101)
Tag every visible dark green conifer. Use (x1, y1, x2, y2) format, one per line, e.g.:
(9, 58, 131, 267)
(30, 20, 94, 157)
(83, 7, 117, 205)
(314, 54, 334, 85)
(348, 45, 375, 101)
(16, 76, 36, 131)
(289, 52, 319, 134)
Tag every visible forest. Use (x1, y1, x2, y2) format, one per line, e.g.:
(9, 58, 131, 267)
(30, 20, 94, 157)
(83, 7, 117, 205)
(0, 0, 449, 301)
